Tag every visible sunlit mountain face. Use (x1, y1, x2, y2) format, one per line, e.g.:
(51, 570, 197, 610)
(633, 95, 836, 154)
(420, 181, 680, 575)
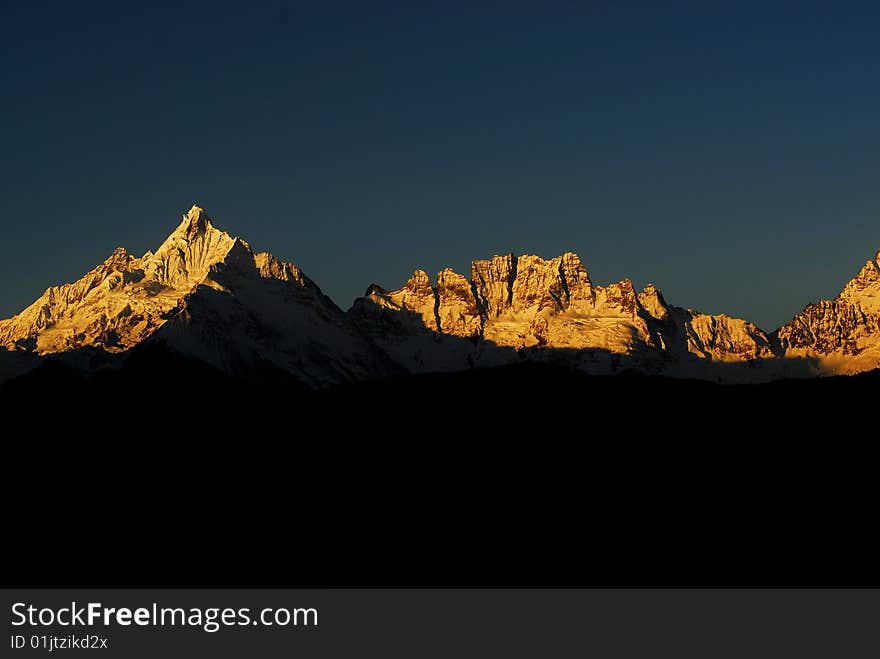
(2, 205, 880, 390)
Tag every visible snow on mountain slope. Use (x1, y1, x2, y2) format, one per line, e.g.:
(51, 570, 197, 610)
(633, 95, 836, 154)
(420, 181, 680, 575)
(0, 205, 393, 387)
(151, 241, 395, 387)
(776, 250, 880, 375)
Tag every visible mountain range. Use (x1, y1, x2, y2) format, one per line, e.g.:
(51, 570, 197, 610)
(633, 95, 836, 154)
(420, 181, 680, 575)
(2, 204, 879, 388)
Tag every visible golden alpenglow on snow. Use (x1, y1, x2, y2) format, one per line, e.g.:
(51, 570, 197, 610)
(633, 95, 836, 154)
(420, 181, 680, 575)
(2, 204, 880, 388)
(0, 206, 394, 388)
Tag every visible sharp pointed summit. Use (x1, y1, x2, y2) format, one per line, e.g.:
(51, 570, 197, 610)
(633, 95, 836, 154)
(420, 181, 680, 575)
(146, 205, 237, 290)
(178, 204, 211, 239)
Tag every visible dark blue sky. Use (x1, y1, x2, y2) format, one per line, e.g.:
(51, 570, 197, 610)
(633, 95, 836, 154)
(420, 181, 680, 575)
(3, 1, 879, 330)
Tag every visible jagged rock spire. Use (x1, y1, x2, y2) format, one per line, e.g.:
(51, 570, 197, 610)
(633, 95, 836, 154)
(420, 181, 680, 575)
(178, 204, 212, 240)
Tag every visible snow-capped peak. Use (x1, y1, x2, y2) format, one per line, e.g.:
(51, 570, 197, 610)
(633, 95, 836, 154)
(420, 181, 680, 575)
(176, 204, 212, 238)
(0, 205, 240, 354)
(0, 205, 396, 387)
(145, 205, 237, 290)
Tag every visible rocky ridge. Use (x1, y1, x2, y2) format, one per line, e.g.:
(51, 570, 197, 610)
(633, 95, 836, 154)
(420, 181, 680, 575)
(775, 250, 880, 374)
(350, 252, 776, 379)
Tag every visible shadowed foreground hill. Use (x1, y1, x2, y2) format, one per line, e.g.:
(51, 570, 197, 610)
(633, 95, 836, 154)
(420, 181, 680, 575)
(4, 345, 877, 433)
(3, 353, 875, 587)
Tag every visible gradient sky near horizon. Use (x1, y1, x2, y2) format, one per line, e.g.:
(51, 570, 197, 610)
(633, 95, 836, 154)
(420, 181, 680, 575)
(2, 1, 880, 330)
